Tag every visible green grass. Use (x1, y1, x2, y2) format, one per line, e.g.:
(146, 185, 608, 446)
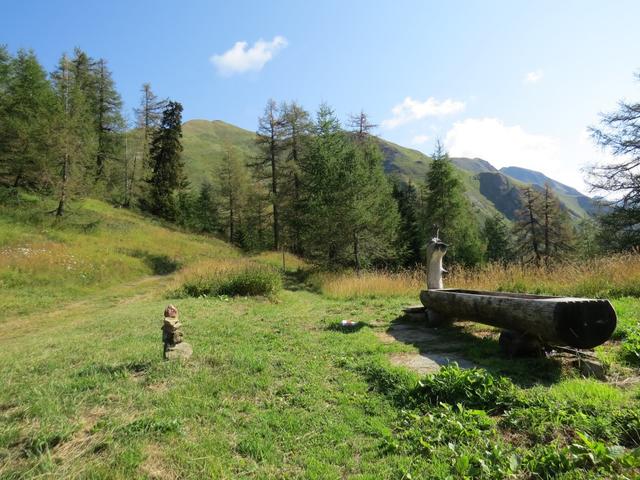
(0, 191, 238, 316)
(1, 193, 639, 478)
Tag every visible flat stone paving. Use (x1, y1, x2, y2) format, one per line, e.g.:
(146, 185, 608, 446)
(380, 318, 477, 374)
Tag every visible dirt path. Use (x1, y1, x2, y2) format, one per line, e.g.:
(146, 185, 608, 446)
(0, 274, 169, 342)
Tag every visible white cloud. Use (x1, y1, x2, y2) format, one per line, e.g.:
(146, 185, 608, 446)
(444, 117, 579, 186)
(382, 97, 465, 129)
(210, 36, 287, 76)
(444, 118, 617, 195)
(412, 134, 430, 145)
(524, 70, 543, 84)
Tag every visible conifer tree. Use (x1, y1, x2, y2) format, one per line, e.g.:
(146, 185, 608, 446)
(514, 185, 574, 265)
(195, 181, 219, 233)
(280, 101, 312, 254)
(540, 184, 574, 262)
(393, 180, 422, 266)
(421, 141, 484, 265)
(483, 213, 514, 263)
(93, 58, 123, 182)
(301, 105, 399, 269)
(254, 99, 284, 250)
(142, 101, 185, 221)
(134, 83, 167, 174)
(514, 186, 543, 264)
(0, 49, 57, 189)
(218, 144, 249, 244)
(50, 54, 95, 215)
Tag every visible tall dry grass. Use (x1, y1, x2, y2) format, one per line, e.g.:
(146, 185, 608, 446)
(169, 258, 282, 298)
(316, 252, 640, 299)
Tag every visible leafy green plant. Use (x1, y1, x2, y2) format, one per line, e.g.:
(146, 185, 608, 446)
(394, 403, 495, 454)
(622, 326, 640, 365)
(411, 364, 519, 412)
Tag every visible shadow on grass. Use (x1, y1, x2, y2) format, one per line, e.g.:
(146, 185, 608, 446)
(386, 315, 563, 387)
(126, 249, 181, 275)
(282, 269, 318, 293)
(325, 321, 373, 334)
(76, 361, 152, 378)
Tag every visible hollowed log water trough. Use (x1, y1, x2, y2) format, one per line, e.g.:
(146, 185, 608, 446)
(416, 238, 617, 355)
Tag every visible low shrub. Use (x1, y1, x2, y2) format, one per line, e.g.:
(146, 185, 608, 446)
(411, 364, 520, 413)
(172, 259, 283, 298)
(622, 327, 640, 366)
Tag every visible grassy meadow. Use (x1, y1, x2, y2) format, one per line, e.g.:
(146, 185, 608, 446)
(1, 196, 640, 479)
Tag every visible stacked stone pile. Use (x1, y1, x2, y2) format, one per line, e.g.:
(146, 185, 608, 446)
(162, 304, 192, 360)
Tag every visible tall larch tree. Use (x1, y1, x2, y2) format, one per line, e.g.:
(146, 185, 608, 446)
(254, 99, 284, 250)
(50, 54, 95, 215)
(130, 83, 165, 206)
(540, 184, 574, 262)
(514, 186, 543, 264)
(217, 144, 249, 245)
(280, 101, 312, 254)
(143, 101, 185, 221)
(588, 72, 640, 250)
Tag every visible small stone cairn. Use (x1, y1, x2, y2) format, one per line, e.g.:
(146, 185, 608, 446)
(162, 304, 192, 360)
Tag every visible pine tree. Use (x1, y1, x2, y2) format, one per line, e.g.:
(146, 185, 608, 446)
(393, 180, 422, 266)
(195, 181, 219, 233)
(254, 99, 284, 250)
(301, 105, 399, 269)
(540, 184, 574, 262)
(0, 49, 57, 189)
(513, 185, 574, 265)
(346, 139, 399, 271)
(300, 104, 349, 264)
(280, 101, 312, 254)
(217, 144, 249, 245)
(483, 213, 514, 264)
(142, 101, 185, 221)
(514, 186, 543, 264)
(420, 140, 484, 265)
(93, 58, 123, 182)
(588, 73, 640, 250)
(50, 54, 96, 215)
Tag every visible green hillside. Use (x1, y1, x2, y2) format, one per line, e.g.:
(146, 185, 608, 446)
(181, 120, 597, 223)
(0, 191, 238, 316)
(181, 120, 258, 185)
(181, 120, 503, 221)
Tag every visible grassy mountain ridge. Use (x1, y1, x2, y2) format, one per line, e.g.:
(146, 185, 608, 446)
(181, 119, 597, 222)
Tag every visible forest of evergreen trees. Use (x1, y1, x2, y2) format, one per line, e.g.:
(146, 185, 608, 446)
(2, 45, 638, 271)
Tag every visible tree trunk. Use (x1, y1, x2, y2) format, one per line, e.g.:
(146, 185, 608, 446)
(353, 233, 361, 275)
(56, 153, 69, 217)
(271, 136, 279, 251)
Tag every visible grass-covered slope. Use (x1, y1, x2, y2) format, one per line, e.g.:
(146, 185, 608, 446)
(181, 119, 258, 186)
(0, 191, 238, 316)
(1, 191, 639, 478)
(181, 120, 599, 224)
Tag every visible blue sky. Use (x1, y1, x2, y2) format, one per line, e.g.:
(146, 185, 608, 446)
(2, 0, 639, 192)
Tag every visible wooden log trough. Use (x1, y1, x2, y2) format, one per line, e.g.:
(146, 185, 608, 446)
(418, 237, 617, 355)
